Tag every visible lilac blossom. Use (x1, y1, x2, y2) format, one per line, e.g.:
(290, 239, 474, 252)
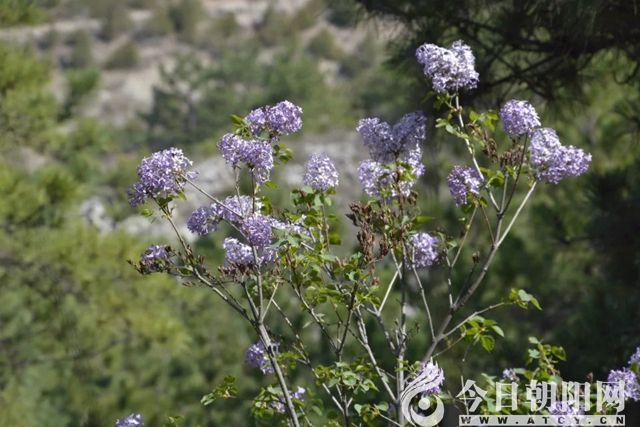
(187, 196, 260, 236)
(115, 414, 143, 427)
(223, 238, 255, 266)
(127, 148, 196, 207)
(270, 217, 311, 240)
(245, 100, 303, 137)
(356, 112, 426, 164)
(138, 245, 168, 273)
(267, 100, 303, 135)
(222, 237, 277, 267)
(245, 341, 274, 374)
(357, 160, 387, 198)
(303, 153, 339, 190)
(245, 107, 268, 136)
(447, 165, 484, 206)
(187, 205, 218, 235)
(356, 112, 426, 198)
(271, 386, 306, 413)
(629, 347, 640, 366)
(218, 134, 245, 166)
(407, 233, 439, 268)
(607, 368, 640, 401)
(141, 245, 168, 261)
(357, 160, 421, 199)
(499, 99, 541, 138)
(549, 401, 584, 426)
(217, 134, 274, 184)
(501, 368, 518, 383)
(216, 195, 260, 223)
(529, 128, 591, 184)
(415, 40, 479, 93)
(417, 361, 445, 395)
(241, 214, 273, 248)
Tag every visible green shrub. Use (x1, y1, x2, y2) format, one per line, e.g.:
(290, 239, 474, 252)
(68, 30, 94, 69)
(256, 6, 292, 47)
(99, 0, 132, 41)
(104, 41, 139, 69)
(168, 0, 203, 43)
(307, 28, 344, 61)
(0, 0, 43, 26)
(291, 0, 325, 31)
(140, 3, 174, 38)
(61, 67, 100, 119)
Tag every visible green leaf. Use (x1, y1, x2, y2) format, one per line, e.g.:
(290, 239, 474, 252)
(491, 325, 505, 337)
(480, 335, 495, 352)
(445, 123, 456, 134)
(200, 375, 237, 406)
(230, 114, 245, 125)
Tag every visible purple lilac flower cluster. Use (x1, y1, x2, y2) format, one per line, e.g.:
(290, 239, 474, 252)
(501, 368, 518, 383)
(607, 368, 640, 402)
(187, 195, 260, 236)
(141, 244, 167, 261)
(447, 165, 484, 206)
(218, 134, 274, 184)
(417, 361, 445, 395)
(115, 414, 143, 427)
(271, 386, 306, 413)
(406, 232, 439, 269)
(303, 153, 339, 191)
(127, 148, 197, 207)
(356, 112, 427, 198)
(245, 341, 275, 374)
(186, 205, 219, 236)
(499, 100, 541, 138)
(223, 238, 256, 266)
(529, 128, 592, 184)
(415, 40, 479, 93)
(549, 401, 584, 426)
(357, 112, 426, 164)
(218, 101, 302, 184)
(241, 214, 273, 247)
(138, 245, 168, 273)
(245, 100, 303, 138)
(222, 238, 277, 267)
(187, 199, 303, 266)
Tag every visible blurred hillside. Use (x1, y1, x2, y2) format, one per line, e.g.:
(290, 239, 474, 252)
(2, 0, 388, 126)
(0, 0, 413, 241)
(1, 1, 639, 426)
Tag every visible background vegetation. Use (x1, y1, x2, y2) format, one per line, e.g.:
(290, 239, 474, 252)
(0, 0, 638, 425)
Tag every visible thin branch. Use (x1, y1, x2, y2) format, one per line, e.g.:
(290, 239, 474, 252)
(411, 265, 435, 341)
(355, 313, 397, 401)
(496, 182, 537, 247)
(442, 302, 507, 339)
(377, 266, 400, 314)
(454, 96, 500, 211)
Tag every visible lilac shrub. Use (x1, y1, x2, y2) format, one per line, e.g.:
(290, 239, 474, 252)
(126, 41, 634, 427)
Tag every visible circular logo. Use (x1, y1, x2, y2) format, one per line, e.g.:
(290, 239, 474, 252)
(400, 362, 445, 426)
